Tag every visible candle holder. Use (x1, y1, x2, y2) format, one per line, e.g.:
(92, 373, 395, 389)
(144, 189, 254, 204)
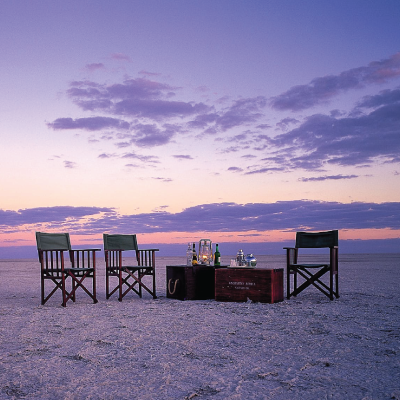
(198, 239, 213, 265)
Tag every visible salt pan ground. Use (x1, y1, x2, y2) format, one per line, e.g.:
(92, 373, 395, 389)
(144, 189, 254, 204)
(0, 254, 399, 399)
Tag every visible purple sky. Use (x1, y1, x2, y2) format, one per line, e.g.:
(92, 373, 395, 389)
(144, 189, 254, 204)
(1, 0, 400, 256)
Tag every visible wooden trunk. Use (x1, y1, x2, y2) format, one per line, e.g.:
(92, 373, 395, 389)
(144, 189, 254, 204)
(215, 268, 284, 303)
(166, 265, 216, 300)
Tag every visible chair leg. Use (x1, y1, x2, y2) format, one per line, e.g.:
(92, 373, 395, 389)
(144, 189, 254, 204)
(62, 273, 67, 307)
(287, 268, 295, 299)
(329, 270, 340, 300)
(72, 278, 76, 302)
(93, 271, 97, 304)
(119, 270, 123, 302)
(336, 273, 339, 298)
(41, 274, 45, 305)
(153, 271, 157, 299)
(287, 267, 291, 299)
(106, 270, 109, 299)
(92, 269, 98, 304)
(106, 269, 118, 299)
(287, 268, 299, 299)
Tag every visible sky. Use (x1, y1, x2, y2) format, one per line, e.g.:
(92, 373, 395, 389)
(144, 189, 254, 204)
(1, 0, 400, 257)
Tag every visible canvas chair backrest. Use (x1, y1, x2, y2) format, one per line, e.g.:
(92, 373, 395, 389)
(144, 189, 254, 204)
(295, 230, 338, 249)
(103, 234, 138, 251)
(36, 232, 71, 251)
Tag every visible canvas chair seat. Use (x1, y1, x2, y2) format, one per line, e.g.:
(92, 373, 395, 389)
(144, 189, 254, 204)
(294, 263, 329, 268)
(119, 265, 153, 270)
(36, 232, 100, 307)
(106, 265, 153, 276)
(103, 234, 158, 301)
(284, 230, 339, 300)
(67, 267, 95, 272)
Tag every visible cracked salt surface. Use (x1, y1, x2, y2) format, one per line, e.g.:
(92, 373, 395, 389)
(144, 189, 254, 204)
(0, 254, 399, 399)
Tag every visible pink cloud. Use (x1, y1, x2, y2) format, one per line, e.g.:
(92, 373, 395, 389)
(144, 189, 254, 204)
(111, 53, 132, 61)
(139, 70, 162, 77)
(85, 63, 105, 72)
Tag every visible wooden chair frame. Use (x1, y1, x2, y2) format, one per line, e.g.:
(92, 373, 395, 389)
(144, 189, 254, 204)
(284, 230, 339, 300)
(104, 234, 158, 301)
(36, 232, 99, 307)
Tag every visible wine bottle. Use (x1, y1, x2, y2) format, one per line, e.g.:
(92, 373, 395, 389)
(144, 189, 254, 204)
(186, 243, 193, 266)
(214, 243, 221, 266)
(192, 243, 198, 265)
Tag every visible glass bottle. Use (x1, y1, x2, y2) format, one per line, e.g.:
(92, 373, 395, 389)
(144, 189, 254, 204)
(186, 243, 192, 266)
(214, 243, 221, 266)
(236, 249, 244, 266)
(192, 243, 198, 265)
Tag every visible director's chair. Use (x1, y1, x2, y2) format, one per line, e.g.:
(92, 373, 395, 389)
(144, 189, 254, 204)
(284, 230, 339, 300)
(103, 234, 158, 301)
(36, 232, 99, 307)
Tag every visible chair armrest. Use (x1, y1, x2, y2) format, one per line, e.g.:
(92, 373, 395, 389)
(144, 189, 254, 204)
(39, 248, 68, 252)
(283, 247, 296, 250)
(137, 248, 159, 252)
(70, 248, 101, 252)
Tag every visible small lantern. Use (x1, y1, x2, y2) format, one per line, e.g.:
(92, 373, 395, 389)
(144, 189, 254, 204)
(198, 239, 213, 265)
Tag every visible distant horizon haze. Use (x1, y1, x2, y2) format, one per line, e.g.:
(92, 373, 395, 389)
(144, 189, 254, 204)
(1, 238, 399, 260)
